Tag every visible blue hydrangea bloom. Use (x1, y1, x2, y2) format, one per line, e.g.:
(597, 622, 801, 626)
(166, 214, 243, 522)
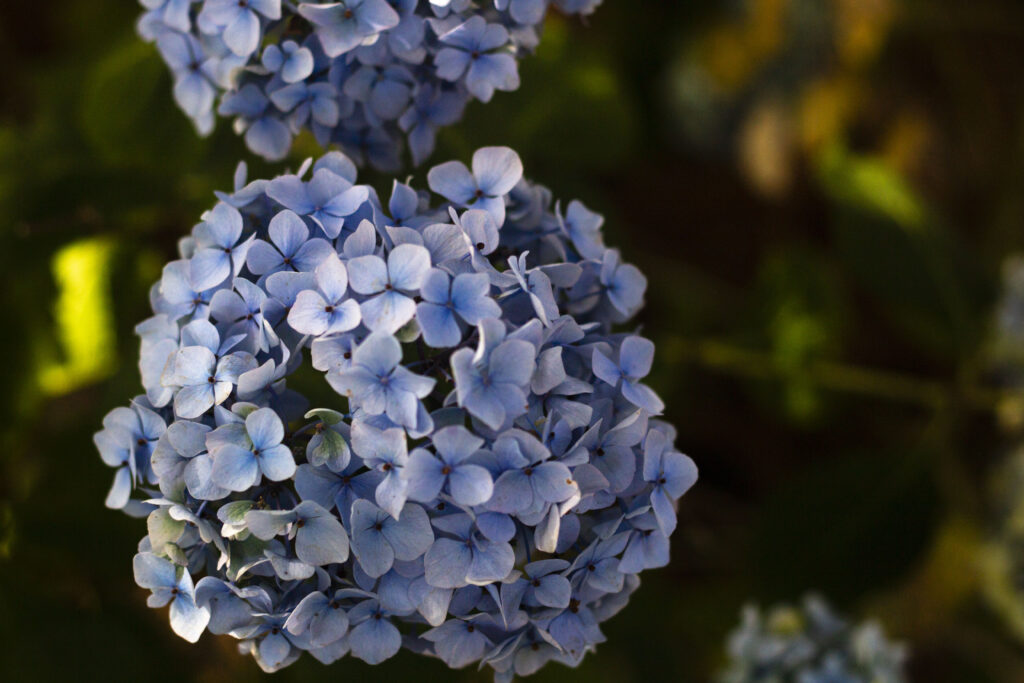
(718, 595, 907, 683)
(138, 0, 604, 166)
(97, 146, 694, 677)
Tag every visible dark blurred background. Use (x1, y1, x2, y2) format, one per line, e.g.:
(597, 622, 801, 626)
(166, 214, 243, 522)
(4, 0, 1024, 680)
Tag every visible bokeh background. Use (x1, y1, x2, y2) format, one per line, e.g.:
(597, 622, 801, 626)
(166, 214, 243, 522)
(4, 0, 1024, 680)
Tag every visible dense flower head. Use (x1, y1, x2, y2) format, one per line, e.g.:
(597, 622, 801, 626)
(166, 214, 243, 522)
(138, 0, 603, 167)
(96, 146, 697, 676)
(718, 595, 907, 683)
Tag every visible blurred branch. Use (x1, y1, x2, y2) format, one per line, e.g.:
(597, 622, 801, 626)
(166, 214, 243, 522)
(672, 337, 1004, 412)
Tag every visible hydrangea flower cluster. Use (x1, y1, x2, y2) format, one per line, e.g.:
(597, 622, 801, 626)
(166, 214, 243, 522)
(137, 0, 602, 167)
(95, 146, 697, 676)
(718, 595, 907, 683)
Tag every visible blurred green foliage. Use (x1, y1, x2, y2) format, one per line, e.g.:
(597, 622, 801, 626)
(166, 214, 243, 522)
(5, 0, 1024, 681)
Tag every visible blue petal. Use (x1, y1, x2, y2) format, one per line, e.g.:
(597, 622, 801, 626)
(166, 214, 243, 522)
(295, 502, 350, 565)
(350, 500, 395, 577)
(466, 538, 514, 585)
(352, 331, 401, 375)
(189, 249, 231, 292)
(257, 443, 296, 481)
(258, 631, 292, 668)
(472, 147, 523, 197)
(348, 615, 401, 664)
(488, 339, 536, 386)
(211, 444, 260, 491)
(133, 552, 176, 589)
(360, 290, 416, 333)
(288, 290, 331, 336)
(487, 469, 533, 513)
(223, 8, 261, 56)
(404, 449, 445, 503)
(381, 503, 433, 560)
(105, 466, 133, 509)
(266, 176, 314, 214)
(531, 461, 576, 504)
(309, 604, 349, 646)
(427, 160, 476, 204)
(169, 594, 211, 643)
(375, 469, 409, 520)
(245, 116, 292, 161)
(347, 254, 389, 295)
(246, 407, 284, 450)
(534, 575, 572, 609)
(448, 464, 493, 507)
(424, 538, 472, 589)
(387, 243, 431, 291)
(417, 302, 461, 348)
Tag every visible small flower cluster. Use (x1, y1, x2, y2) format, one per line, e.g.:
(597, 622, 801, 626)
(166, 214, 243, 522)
(980, 444, 1024, 642)
(981, 259, 1024, 639)
(95, 146, 697, 676)
(718, 595, 907, 683)
(138, 0, 602, 167)
(991, 256, 1024, 376)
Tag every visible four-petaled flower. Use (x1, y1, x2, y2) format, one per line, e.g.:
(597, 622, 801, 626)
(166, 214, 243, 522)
(405, 425, 494, 506)
(328, 331, 435, 429)
(199, 0, 283, 57)
(297, 0, 401, 58)
(190, 203, 256, 291)
(428, 146, 523, 227)
(347, 243, 431, 333)
(416, 268, 500, 348)
(134, 552, 211, 643)
(435, 16, 519, 103)
(287, 253, 362, 337)
(592, 336, 665, 415)
(209, 407, 296, 491)
(450, 321, 537, 430)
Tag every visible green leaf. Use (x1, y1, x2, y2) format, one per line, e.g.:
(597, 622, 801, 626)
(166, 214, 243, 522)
(79, 40, 202, 167)
(818, 144, 990, 359)
(308, 428, 349, 469)
(147, 507, 185, 551)
(304, 408, 347, 426)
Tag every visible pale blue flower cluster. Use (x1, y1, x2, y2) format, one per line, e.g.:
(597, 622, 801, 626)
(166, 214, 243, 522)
(138, 0, 603, 167)
(718, 595, 907, 683)
(95, 146, 696, 676)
